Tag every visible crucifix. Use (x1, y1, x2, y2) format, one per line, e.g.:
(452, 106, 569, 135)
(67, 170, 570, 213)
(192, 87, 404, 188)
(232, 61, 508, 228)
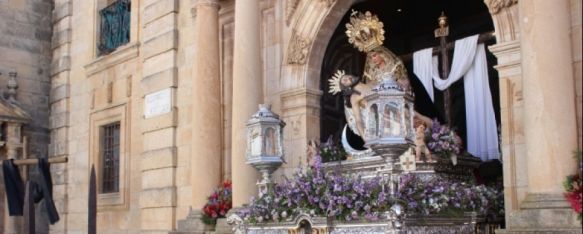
(434, 12, 454, 125)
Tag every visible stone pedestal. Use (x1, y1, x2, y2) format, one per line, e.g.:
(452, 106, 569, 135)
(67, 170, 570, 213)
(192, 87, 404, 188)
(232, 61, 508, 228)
(170, 209, 214, 234)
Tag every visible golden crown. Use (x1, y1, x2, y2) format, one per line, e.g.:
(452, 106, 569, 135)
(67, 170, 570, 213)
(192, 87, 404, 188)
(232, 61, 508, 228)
(345, 10, 385, 52)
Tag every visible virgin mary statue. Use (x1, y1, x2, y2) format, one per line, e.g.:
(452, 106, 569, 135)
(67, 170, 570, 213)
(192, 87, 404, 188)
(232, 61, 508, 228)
(328, 10, 413, 155)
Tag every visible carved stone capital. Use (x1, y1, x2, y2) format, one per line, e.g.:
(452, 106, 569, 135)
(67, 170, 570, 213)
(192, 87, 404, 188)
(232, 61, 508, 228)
(484, 0, 518, 14)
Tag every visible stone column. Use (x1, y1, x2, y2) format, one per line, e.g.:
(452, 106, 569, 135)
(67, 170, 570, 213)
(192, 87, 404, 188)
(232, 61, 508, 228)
(231, 0, 262, 207)
(191, 0, 222, 208)
(521, 0, 577, 195)
(502, 0, 581, 231)
(3, 122, 22, 234)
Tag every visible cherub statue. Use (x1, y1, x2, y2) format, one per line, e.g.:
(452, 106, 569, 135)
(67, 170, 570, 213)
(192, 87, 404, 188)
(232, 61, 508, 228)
(415, 124, 434, 162)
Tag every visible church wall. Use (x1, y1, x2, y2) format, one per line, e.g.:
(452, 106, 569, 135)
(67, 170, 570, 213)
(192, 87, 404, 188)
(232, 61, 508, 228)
(0, 0, 53, 232)
(31, 0, 581, 232)
(55, 0, 143, 232)
(0, 0, 52, 166)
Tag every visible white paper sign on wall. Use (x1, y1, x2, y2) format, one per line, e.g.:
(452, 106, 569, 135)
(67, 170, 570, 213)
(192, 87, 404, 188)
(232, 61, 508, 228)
(144, 88, 172, 118)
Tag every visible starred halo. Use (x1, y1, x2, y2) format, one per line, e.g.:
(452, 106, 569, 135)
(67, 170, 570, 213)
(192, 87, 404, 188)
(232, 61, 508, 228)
(328, 70, 345, 95)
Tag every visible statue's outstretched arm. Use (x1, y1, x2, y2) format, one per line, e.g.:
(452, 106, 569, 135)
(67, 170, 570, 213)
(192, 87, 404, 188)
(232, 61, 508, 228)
(414, 111, 433, 128)
(351, 95, 365, 137)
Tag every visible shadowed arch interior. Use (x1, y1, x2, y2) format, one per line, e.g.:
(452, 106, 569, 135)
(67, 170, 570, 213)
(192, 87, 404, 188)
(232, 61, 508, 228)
(320, 0, 500, 154)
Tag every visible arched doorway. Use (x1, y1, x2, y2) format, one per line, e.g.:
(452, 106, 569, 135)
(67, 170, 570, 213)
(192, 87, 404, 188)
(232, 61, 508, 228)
(319, 0, 501, 163)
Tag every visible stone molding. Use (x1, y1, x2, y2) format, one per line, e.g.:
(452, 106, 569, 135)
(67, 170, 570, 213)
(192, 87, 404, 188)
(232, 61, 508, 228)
(281, 88, 323, 113)
(485, 0, 519, 43)
(89, 104, 130, 211)
(286, 31, 311, 65)
(195, 0, 220, 9)
(285, 0, 300, 25)
(84, 42, 140, 77)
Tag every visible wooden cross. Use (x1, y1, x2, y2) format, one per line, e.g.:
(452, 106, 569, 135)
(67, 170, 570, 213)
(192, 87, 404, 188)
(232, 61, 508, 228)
(434, 12, 454, 125)
(8, 137, 68, 234)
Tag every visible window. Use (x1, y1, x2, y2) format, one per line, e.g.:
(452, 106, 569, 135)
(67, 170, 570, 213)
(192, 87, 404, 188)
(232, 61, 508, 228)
(101, 122, 120, 193)
(98, 0, 131, 56)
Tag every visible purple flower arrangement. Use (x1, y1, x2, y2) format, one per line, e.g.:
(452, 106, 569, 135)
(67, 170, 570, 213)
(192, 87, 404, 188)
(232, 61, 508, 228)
(319, 136, 347, 162)
(427, 119, 463, 161)
(398, 174, 503, 217)
(238, 155, 387, 223)
(238, 154, 503, 223)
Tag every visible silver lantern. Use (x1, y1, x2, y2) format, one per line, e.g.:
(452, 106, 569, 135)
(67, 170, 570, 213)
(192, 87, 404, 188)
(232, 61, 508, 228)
(363, 75, 415, 196)
(245, 104, 286, 195)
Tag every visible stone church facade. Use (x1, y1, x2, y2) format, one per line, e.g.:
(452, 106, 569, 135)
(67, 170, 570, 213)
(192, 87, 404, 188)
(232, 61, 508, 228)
(0, 0, 581, 233)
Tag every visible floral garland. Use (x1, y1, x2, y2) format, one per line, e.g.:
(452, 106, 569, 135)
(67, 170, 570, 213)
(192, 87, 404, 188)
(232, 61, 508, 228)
(426, 119, 463, 164)
(238, 155, 502, 223)
(319, 136, 347, 162)
(201, 181, 233, 225)
(563, 150, 582, 220)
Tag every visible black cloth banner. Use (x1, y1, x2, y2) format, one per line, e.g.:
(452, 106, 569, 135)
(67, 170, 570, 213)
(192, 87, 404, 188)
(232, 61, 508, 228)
(2, 159, 25, 216)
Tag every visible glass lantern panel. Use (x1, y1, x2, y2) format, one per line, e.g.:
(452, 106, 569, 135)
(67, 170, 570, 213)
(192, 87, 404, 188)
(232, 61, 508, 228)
(264, 127, 277, 155)
(250, 128, 262, 156)
(386, 102, 402, 136)
(404, 103, 412, 138)
(368, 104, 379, 138)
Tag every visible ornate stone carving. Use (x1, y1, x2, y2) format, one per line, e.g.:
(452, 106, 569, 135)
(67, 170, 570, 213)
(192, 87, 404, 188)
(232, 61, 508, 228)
(287, 31, 310, 65)
(484, 0, 518, 14)
(285, 0, 299, 25)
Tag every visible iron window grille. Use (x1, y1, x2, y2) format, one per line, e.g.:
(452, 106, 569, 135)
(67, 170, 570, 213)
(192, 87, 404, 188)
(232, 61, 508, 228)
(98, 0, 131, 56)
(101, 122, 120, 194)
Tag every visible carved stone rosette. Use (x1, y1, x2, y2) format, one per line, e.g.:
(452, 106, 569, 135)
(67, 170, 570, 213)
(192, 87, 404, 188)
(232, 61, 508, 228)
(287, 32, 311, 65)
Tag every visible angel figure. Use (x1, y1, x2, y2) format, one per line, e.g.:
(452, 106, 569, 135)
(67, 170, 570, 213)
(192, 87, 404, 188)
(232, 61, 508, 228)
(415, 124, 434, 162)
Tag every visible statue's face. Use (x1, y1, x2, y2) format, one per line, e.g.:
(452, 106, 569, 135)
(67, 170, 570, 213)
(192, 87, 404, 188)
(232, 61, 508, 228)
(340, 75, 354, 87)
(370, 52, 384, 67)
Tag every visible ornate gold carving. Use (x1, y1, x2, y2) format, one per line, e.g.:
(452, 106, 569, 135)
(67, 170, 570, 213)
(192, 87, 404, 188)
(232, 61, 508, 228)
(288, 227, 328, 234)
(286, 0, 300, 25)
(345, 10, 385, 52)
(287, 31, 311, 65)
(484, 0, 518, 14)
